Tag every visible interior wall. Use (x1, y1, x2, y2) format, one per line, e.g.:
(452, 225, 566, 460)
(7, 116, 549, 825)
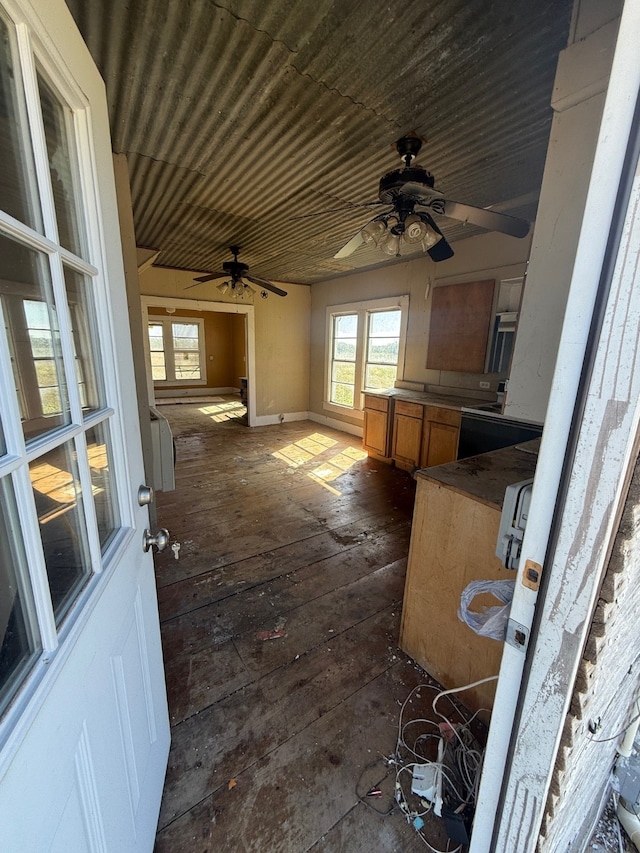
(139, 266, 311, 418)
(505, 7, 621, 423)
(309, 232, 530, 428)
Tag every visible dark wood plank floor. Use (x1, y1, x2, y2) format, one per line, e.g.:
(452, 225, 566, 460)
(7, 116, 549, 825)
(152, 399, 452, 852)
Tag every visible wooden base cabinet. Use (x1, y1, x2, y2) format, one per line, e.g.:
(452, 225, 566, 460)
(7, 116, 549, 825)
(391, 400, 423, 470)
(421, 406, 461, 468)
(399, 475, 509, 717)
(362, 394, 392, 460)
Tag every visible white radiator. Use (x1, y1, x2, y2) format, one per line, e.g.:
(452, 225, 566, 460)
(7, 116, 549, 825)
(149, 407, 175, 492)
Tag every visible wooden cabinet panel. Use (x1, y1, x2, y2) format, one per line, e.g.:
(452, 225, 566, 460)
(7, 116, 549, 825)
(400, 478, 510, 717)
(420, 409, 460, 469)
(363, 394, 392, 459)
(423, 422, 459, 467)
(363, 408, 391, 457)
(363, 394, 388, 413)
(392, 412, 423, 470)
(424, 405, 461, 428)
(395, 400, 423, 419)
(426, 279, 496, 373)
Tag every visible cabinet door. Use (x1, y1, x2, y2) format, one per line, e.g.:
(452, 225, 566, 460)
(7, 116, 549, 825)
(363, 408, 390, 456)
(392, 414, 423, 469)
(424, 422, 460, 467)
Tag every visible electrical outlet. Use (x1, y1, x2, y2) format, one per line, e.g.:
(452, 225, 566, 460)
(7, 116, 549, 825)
(479, 381, 490, 389)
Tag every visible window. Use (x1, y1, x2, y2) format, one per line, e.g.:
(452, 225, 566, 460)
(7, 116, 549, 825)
(326, 296, 409, 416)
(148, 316, 206, 384)
(0, 8, 123, 719)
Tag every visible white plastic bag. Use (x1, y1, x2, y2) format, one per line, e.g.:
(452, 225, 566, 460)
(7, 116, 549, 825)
(458, 579, 516, 640)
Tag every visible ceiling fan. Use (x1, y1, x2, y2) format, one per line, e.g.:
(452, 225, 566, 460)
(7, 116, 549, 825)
(186, 246, 288, 298)
(333, 134, 530, 262)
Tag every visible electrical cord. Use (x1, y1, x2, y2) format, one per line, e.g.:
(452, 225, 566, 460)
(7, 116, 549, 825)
(354, 676, 498, 850)
(588, 708, 640, 743)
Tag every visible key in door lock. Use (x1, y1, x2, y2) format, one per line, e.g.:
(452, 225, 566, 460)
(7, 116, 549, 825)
(143, 528, 170, 552)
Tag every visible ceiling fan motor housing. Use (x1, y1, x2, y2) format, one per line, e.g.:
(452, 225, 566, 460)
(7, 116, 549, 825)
(222, 260, 249, 278)
(379, 167, 435, 203)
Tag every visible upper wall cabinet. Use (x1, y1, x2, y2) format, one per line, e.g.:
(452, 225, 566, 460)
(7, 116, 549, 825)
(426, 279, 496, 374)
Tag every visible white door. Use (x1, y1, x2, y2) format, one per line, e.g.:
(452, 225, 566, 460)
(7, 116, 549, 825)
(0, 1, 170, 851)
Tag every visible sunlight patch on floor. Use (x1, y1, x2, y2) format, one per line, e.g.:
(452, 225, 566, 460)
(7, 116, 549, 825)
(198, 401, 247, 422)
(272, 432, 367, 495)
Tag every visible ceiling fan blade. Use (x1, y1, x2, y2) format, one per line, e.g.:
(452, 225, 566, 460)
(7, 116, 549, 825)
(334, 229, 365, 259)
(195, 270, 226, 282)
(438, 199, 530, 238)
(245, 275, 288, 297)
(421, 212, 454, 262)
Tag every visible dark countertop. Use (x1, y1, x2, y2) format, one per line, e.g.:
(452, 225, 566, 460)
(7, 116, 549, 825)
(415, 439, 540, 509)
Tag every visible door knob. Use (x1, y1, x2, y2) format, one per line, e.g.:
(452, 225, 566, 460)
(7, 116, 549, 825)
(143, 528, 170, 552)
(138, 485, 154, 506)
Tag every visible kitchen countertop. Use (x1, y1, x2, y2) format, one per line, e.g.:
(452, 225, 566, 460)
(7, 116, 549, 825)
(365, 388, 492, 411)
(415, 439, 540, 509)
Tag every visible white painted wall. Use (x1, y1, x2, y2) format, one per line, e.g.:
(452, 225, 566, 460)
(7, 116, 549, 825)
(505, 13, 621, 423)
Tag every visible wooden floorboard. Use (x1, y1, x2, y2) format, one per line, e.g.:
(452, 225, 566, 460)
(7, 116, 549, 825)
(152, 401, 455, 852)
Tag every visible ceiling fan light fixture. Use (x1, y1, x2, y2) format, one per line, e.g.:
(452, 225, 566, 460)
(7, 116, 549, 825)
(380, 231, 401, 256)
(403, 213, 428, 244)
(217, 281, 230, 295)
(361, 219, 386, 246)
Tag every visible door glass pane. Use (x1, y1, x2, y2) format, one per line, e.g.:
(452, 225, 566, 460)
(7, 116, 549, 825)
(0, 232, 70, 442)
(86, 421, 120, 550)
(0, 13, 42, 231)
(38, 73, 86, 259)
(64, 266, 105, 413)
(30, 440, 91, 625)
(0, 476, 41, 718)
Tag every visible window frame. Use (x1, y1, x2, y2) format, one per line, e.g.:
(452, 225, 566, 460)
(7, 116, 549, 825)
(324, 295, 409, 419)
(147, 314, 206, 386)
(0, 0, 134, 740)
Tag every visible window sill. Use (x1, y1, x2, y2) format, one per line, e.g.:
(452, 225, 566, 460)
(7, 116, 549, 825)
(323, 401, 364, 421)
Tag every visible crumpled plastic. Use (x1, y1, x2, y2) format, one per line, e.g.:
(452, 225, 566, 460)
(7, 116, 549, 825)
(458, 579, 516, 640)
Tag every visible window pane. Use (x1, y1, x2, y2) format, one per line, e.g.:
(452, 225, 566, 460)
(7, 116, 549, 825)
(30, 441, 91, 625)
(0, 417, 5, 457)
(38, 73, 86, 258)
(172, 323, 199, 349)
(0, 13, 42, 231)
(369, 310, 401, 336)
(367, 336, 399, 364)
(0, 476, 41, 717)
(334, 338, 356, 361)
(0, 233, 71, 442)
(64, 266, 105, 414)
(365, 364, 397, 390)
(148, 324, 164, 351)
(331, 383, 355, 407)
(332, 361, 355, 384)
(174, 352, 200, 380)
(334, 314, 357, 337)
(86, 421, 120, 550)
(148, 324, 166, 380)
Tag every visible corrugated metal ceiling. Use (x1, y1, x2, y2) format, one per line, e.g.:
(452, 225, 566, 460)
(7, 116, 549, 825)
(65, 0, 573, 285)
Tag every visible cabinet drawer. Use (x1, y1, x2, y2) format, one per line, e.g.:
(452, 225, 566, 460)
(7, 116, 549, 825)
(395, 400, 423, 419)
(364, 394, 389, 413)
(424, 406, 461, 427)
